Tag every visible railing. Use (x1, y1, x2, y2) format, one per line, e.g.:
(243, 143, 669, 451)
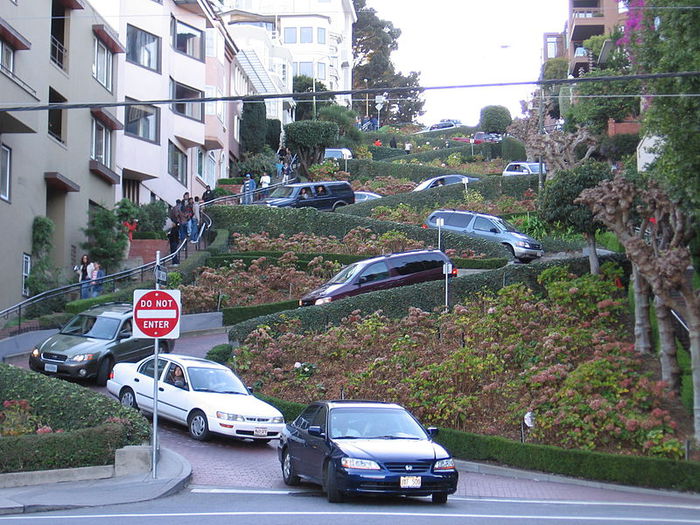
(0, 63, 37, 96)
(50, 36, 67, 70)
(572, 7, 604, 18)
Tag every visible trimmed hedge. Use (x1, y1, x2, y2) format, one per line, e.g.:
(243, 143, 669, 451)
(245, 392, 698, 491)
(436, 428, 700, 492)
(390, 145, 495, 165)
(452, 257, 508, 269)
(207, 206, 509, 258)
(501, 136, 527, 162)
(206, 228, 230, 255)
(65, 281, 153, 314)
(368, 145, 405, 160)
(346, 159, 473, 183)
(222, 299, 299, 326)
(0, 363, 150, 473)
(226, 255, 624, 344)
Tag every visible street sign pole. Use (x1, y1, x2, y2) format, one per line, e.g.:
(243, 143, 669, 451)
(152, 250, 160, 479)
(443, 262, 452, 309)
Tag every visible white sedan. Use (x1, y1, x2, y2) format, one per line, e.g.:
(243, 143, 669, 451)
(107, 354, 285, 442)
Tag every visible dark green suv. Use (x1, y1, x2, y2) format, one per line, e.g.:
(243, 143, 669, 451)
(29, 303, 174, 385)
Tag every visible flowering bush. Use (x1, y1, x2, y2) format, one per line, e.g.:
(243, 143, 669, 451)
(352, 176, 417, 195)
(306, 160, 350, 182)
(231, 265, 685, 458)
(0, 400, 58, 436)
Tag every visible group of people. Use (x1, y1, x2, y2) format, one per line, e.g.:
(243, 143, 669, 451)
(75, 254, 105, 299)
(241, 172, 272, 204)
(276, 147, 295, 183)
(166, 191, 202, 266)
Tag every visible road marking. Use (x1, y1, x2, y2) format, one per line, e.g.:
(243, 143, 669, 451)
(2, 511, 698, 523)
(191, 488, 308, 495)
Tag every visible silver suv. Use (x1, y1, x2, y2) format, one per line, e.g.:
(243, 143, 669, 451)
(425, 210, 543, 262)
(29, 303, 174, 385)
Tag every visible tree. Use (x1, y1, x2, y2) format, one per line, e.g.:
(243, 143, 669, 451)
(541, 57, 569, 119)
(318, 105, 361, 147)
(292, 76, 335, 121)
(240, 101, 268, 154)
(577, 176, 700, 440)
(284, 121, 339, 177)
(479, 105, 512, 134)
(539, 161, 611, 274)
(82, 206, 128, 273)
(25, 217, 60, 296)
(266, 119, 282, 151)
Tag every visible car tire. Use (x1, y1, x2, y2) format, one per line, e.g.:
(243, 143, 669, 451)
(188, 410, 210, 441)
(325, 462, 344, 503)
(119, 387, 138, 410)
(281, 449, 301, 486)
(95, 357, 113, 386)
(504, 244, 516, 259)
(332, 201, 347, 211)
(432, 493, 448, 504)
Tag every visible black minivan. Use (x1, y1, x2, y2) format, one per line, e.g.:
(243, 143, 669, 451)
(300, 249, 456, 306)
(261, 181, 355, 211)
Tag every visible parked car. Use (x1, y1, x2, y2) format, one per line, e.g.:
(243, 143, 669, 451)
(353, 191, 382, 203)
(425, 210, 543, 262)
(324, 148, 353, 160)
(107, 354, 285, 442)
(412, 174, 478, 192)
(299, 249, 455, 306)
(278, 400, 458, 503)
(502, 162, 546, 177)
(472, 131, 499, 144)
(29, 303, 174, 386)
(259, 181, 355, 211)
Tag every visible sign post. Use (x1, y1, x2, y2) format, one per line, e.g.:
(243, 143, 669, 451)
(436, 217, 444, 251)
(443, 262, 452, 309)
(133, 251, 181, 479)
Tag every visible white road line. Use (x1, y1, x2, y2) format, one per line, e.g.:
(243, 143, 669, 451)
(2, 511, 698, 523)
(191, 488, 305, 495)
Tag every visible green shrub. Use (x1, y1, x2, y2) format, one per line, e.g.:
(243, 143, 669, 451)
(391, 145, 488, 165)
(206, 228, 230, 255)
(217, 178, 245, 185)
(208, 344, 234, 364)
(501, 136, 527, 162)
(209, 252, 368, 270)
(368, 145, 405, 160)
(65, 281, 151, 314)
(346, 159, 470, 182)
(206, 205, 507, 258)
(452, 257, 508, 269)
(254, 393, 306, 423)
(222, 300, 300, 326)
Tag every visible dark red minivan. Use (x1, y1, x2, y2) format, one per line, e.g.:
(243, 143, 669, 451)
(299, 250, 456, 307)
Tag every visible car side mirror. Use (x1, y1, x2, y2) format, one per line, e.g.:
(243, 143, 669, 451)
(308, 425, 325, 438)
(427, 427, 439, 437)
(119, 331, 132, 339)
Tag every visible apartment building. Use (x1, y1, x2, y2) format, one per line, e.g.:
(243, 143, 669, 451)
(0, 0, 124, 310)
(220, 0, 356, 108)
(91, 0, 252, 206)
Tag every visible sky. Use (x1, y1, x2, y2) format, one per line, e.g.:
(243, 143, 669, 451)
(365, 0, 569, 127)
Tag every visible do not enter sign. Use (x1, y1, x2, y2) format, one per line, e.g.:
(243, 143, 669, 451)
(132, 289, 181, 339)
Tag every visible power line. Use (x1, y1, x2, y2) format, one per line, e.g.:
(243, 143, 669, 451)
(1, 71, 698, 113)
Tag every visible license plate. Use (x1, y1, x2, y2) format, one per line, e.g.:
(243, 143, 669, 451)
(400, 476, 422, 488)
(254, 427, 267, 436)
(44, 363, 58, 373)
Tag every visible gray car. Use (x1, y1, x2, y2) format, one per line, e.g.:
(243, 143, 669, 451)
(29, 303, 173, 385)
(425, 210, 543, 262)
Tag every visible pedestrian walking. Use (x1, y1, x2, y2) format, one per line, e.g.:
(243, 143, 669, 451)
(202, 185, 213, 202)
(89, 262, 105, 298)
(167, 222, 180, 266)
(75, 254, 94, 300)
(404, 142, 413, 154)
(242, 174, 256, 204)
(389, 136, 397, 149)
(260, 172, 271, 198)
(178, 192, 191, 240)
(190, 196, 201, 243)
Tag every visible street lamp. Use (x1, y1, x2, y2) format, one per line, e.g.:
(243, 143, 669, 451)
(363, 78, 368, 117)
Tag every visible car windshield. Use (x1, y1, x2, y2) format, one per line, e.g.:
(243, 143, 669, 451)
(528, 164, 543, 173)
(329, 407, 428, 440)
(187, 366, 248, 394)
(327, 262, 364, 285)
(493, 217, 518, 232)
(269, 186, 296, 198)
(60, 314, 120, 340)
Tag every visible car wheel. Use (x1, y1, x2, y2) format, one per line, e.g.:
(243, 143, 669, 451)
(95, 357, 113, 386)
(432, 493, 448, 504)
(281, 449, 300, 486)
(188, 410, 210, 441)
(504, 244, 516, 259)
(325, 462, 344, 503)
(332, 201, 347, 211)
(119, 387, 138, 410)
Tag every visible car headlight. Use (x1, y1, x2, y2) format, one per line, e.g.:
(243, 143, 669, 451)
(31, 348, 40, 358)
(71, 353, 95, 362)
(434, 458, 455, 471)
(314, 297, 332, 305)
(341, 457, 381, 470)
(271, 416, 284, 424)
(516, 241, 528, 248)
(216, 411, 245, 422)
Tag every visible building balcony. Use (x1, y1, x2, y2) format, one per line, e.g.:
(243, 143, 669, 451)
(569, 9, 606, 42)
(51, 35, 68, 71)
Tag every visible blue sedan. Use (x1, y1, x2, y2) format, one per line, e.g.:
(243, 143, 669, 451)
(278, 400, 458, 503)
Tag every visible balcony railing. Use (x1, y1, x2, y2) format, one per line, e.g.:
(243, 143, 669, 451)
(0, 63, 36, 96)
(572, 7, 604, 18)
(50, 35, 67, 70)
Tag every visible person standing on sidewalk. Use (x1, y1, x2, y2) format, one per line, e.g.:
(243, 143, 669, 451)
(178, 192, 191, 240)
(190, 196, 201, 243)
(168, 222, 180, 266)
(89, 262, 105, 298)
(75, 254, 94, 300)
(260, 172, 271, 198)
(202, 185, 213, 202)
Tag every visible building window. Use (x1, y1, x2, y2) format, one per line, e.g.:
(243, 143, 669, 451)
(171, 18, 203, 60)
(93, 38, 113, 90)
(1, 40, 14, 74)
(1, 144, 10, 202)
(196, 148, 204, 179)
(125, 98, 159, 143)
(168, 141, 187, 186)
(300, 27, 313, 43)
(299, 61, 313, 77)
(171, 79, 203, 121)
(48, 87, 66, 143)
(22, 253, 31, 297)
(91, 118, 111, 166)
(283, 27, 296, 44)
(205, 151, 216, 187)
(317, 27, 326, 45)
(317, 62, 326, 80)
(126, 24, 160, 72)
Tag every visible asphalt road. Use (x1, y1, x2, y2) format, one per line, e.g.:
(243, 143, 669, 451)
(1, 490, 700, 525)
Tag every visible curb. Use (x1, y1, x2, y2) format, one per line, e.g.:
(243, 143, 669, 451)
(456, 459, 700, 500)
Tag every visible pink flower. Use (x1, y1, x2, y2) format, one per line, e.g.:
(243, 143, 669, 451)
(36, 426, 53, 434)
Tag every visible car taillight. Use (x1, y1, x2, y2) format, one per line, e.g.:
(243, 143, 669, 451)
(451, 267, 458, 277)
(421, 224, 428, 229)
(109, 371, 114, 380)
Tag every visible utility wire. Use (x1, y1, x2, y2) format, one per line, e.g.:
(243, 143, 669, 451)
(1, 71, 699, 113)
